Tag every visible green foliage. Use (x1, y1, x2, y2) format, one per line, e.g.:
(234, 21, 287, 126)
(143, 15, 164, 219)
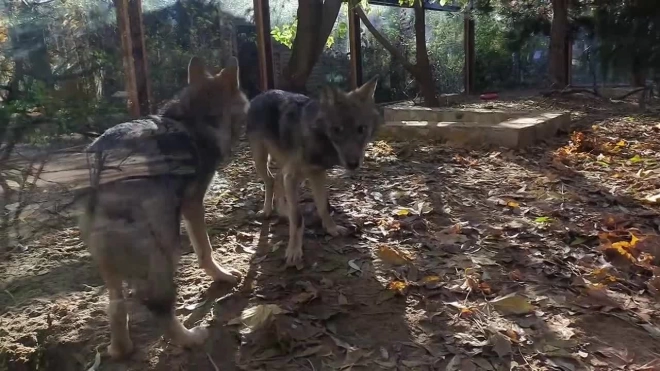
(271, 15, 347, 50)
(591, 0, 660, 81)
(397, 0, 470, 8)
(427, 12, 464, 93)
(271, 20, 297, 48)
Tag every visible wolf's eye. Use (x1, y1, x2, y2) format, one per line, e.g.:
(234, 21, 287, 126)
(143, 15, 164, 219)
(333, 126, 343, 135)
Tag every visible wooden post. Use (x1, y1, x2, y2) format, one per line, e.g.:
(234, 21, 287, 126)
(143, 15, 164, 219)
(565, 37, 573, 86)
(253, 0, 274, 91)
(348, 5, 363, 90)
(114, 0, 152, 118)
(127, 0, 152, 115)
(115, 0, 139, 118)
(463, 11, 475, 95)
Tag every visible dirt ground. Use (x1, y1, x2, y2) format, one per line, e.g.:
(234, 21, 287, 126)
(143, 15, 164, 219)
(2, 92, 660, 370)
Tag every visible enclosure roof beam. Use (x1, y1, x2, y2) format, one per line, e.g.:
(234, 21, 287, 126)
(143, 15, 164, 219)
(368, 0, 461, 12)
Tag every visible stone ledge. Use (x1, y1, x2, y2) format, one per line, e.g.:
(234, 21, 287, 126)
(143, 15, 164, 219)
(377, 111, 571, 149)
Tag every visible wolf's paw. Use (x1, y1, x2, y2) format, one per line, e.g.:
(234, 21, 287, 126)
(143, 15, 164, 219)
(204, 261, 242, 284)
(325, 224, 349, 237)
(107, 338, 134, 360)
(179, 326, 209, 348)
(285, 244, 303, 267)
(256, 208, 272, 219)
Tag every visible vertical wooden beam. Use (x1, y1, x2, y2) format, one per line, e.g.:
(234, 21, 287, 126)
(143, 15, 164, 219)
(463, 11, 475, 94)
(253, 0, 274, 91)
(127, 0, 152, 115)
(114, 0, 139, 118)
(565, 37, 573, 86)
(348, 5, 363, 90)
(114, 0, 151, 117)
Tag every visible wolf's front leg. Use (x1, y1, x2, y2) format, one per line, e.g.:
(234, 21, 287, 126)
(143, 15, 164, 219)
(282, 168, 304, 266)
(182, 198, 242, 283)
(308, 170, 348, 237)
(273, 171, 288, 218)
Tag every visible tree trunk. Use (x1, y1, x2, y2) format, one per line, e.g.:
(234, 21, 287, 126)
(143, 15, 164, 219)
(631, 56, 646, 87)
(24, 28, 54, 88)
(412, 1, 437, 107)
(355, 4, 438, 107)
(281, 0, 342, 92)
(549, 0, 569, 88)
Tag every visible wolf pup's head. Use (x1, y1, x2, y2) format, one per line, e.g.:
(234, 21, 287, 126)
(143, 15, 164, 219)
(316, 76, 382, 171)
(175, 56, 249, 163)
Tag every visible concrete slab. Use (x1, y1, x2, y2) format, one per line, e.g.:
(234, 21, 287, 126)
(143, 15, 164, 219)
(378, 106, 571, 148)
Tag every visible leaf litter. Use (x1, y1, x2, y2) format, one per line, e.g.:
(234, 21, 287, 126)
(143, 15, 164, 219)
(4, 95, 660, 370)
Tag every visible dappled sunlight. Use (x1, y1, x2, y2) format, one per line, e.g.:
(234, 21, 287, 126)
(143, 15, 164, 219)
(2, 0, 660, 369)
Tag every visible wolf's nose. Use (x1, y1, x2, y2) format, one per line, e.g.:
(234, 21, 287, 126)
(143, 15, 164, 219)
(346, 160, 359, 170)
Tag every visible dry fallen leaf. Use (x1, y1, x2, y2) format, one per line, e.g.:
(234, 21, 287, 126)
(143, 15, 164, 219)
(644, 192, 660, 204)
(387, 280, 408, 295)
(228, 304, 287, 333)
(376, 289, 396, 304)
(445, 354, 462, 371)
(459, 307, 474, 318)
(348, 259, 362, 272)
(490, 293, 534, 315)
(87, 349, 101, 371)
(377, 245, 411, 266)
(393, 208, 412, 216)
(508, 269, 523, 281)
(505, 328, 520, 343)
(338, 292, 348, 305)
(641, 323, 660, 339)
(422, 275, 443, 289)
(293, 281, 319, 304)
(490, 332, 512, 358)
(293, 345, 324, 358)
(460, 359, 477, 371)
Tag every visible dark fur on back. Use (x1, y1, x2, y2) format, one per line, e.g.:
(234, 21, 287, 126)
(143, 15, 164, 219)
(246, 90, 340, 169)
(246, 83, 382, 171)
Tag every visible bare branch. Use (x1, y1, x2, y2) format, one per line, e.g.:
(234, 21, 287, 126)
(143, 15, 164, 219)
(354, 5, 418, 75)
(614, 87, 646, 100)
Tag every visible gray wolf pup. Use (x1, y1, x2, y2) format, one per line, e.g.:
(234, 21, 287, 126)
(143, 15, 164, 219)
(77, 56, 248, 359)
(246, 77, 382, 266)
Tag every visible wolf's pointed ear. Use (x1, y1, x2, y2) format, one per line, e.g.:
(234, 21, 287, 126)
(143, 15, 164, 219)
(218, 56, 240, 92)
(319, 85, 337, 106)
(188, 56, 210, 86)
(351, 75, 378, 102)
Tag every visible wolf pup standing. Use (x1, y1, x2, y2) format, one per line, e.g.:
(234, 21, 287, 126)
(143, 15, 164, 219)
(77, 56, 248, 359)
(246, 77, 382, 266)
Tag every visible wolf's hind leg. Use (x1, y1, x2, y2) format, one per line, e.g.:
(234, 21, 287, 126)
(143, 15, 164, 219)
(164, 314, 208, 347)
(250, 141, 275, 218)
(182, 199, 242, 283)
(104, 275, 134, 359)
